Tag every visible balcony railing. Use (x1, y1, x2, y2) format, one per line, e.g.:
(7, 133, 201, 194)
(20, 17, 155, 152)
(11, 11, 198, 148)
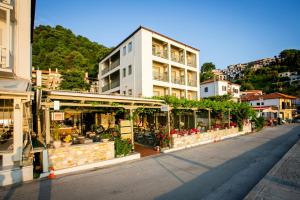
(152, 48, 168, 59)
(0, 46, 7, 70)
(102, 84, 110, 92)
(188, 79, 197, 87)
(111, 80, 120, 89)
(102, 67, 110, 75)
(171, 55, 185, 64)
(101, 80, 120, 92)
(110, 59, 120, 70)
(187, 59, 196, 67)
(101, 59, 120, 75)
(172, 76, 185, 85)
(153, 71, 168, 82)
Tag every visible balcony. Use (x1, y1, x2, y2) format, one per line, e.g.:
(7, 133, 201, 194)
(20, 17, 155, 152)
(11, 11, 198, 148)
(187, 79, 197, 87)
(101, 51, 120, 75)
(153, 85, 169, 97)
(152, 38, 168, 59)
(172, 76, 185, 85)
(153, 71, 168, 82)
(172, 88, 185, 99)
(0, 46, 7, 70)
(187, 51, 197, 67)
(153, 61, 169, 82)
(187, 91, 197, 100)
(110, 59, 120, 70)
(171, 45, 185, 64)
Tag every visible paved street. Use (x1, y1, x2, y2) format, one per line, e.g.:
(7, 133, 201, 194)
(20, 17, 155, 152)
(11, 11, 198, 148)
(1, 124, 299, 200)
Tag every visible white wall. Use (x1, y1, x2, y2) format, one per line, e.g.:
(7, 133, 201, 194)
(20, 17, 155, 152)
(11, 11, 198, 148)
(14, 0, 31, 80)
(249, 99, 280, 107)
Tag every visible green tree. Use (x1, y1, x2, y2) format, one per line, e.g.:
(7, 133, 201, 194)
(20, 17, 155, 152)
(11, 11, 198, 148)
(60, 70, 90, 91)
(201, 62, 216, 73)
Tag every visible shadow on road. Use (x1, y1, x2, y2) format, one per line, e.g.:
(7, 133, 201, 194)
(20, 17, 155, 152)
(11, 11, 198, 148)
(155, 125, 300, 200)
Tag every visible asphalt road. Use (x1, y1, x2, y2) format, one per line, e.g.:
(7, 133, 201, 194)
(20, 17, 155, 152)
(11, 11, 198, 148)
(1, 124, 300, 200)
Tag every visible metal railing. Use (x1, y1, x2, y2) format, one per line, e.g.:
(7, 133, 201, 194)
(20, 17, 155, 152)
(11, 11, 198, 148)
(110, 59, 120, 70)
(153, 71, 168, 82)
(101, 67, 110, 75)
(111, 80, 120, 89)
(0, 46, 7, 69)
(102, 84, 110, 92)
(188, 79, 197, 87)
(171, 55, 185, 64)
(152, 48, 168, 59)
(172, 76, 185, 85)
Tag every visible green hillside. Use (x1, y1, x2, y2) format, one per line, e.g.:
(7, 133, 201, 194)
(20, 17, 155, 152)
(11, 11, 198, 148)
(32, 25, 111, 78)
(235, 49, 300, 97)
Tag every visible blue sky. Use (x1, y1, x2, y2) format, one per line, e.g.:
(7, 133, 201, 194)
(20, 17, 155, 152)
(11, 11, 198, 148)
(36, 0, 300, 69)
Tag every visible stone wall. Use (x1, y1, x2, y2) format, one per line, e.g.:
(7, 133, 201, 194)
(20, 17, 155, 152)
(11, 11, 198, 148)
(171, 124, 251, 149)
(48, 141, 114, 170)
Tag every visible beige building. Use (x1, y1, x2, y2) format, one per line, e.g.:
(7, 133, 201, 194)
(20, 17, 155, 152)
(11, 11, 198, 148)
(0, 0, 35, 186)
(32, 68, 62, 90)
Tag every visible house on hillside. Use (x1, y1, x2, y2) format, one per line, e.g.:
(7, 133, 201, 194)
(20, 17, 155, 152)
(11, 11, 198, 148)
(200, 79, 241, 101)
(241, 92, 297, 120)
(98, 26, 200, 100)
(0, 0, 35, 186)
(32, 68, 62, 90)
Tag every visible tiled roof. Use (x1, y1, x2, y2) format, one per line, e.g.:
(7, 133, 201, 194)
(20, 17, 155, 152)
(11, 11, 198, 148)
(242, 92, 297, 101)
(200, 79, 240, 86)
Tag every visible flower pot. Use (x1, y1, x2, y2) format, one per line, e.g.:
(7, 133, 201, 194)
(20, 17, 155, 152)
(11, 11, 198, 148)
(53, 140, 61, 148)
(63, 142, 72, 147)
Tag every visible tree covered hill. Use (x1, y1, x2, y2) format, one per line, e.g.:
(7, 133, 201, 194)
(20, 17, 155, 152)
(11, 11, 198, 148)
(32, 25, 111, 78)
(235, 49, 300, 96)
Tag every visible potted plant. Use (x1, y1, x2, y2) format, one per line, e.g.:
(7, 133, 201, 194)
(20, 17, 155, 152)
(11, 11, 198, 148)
(53, 124, 61, 148)
(63, 135, 72, 147)
(101, 133, 112, 142)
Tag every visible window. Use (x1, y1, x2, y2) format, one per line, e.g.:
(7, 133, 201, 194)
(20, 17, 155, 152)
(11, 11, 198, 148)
(0, 99, 14, 152)
(123, 46, 126, 56)
(261, 102, 264, 105)
(204, 87, 208, 92)
(123, 91, 126, 95)
(233, 88, 239, 93)
(128, 65, 132, 75)
(128, 89, 132, 96)
(222, 86, 226, 91)
(128, 42, 132, 52)
(123, 68, 126, 78)
(256, 102, 260, 106)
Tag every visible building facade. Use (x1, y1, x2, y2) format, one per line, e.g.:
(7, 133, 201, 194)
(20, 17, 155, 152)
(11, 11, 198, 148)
(200, 80, 241, 101)
(32, 68, 62, 90)
(0, 0, 35, 186)
(242, 92, 297, 120)
(98, 26, 200, 100)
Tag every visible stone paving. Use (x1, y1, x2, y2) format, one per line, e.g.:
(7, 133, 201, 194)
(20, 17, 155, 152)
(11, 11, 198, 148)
(244, 136, 300, 200)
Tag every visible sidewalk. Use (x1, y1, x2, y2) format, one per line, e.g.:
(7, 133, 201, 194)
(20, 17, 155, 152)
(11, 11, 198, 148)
(244, 137, 300, 200)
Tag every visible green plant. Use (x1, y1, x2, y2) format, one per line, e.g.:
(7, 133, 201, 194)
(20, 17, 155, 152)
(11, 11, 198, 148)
(253, 116, 265, 131)
(53, 123, 60, 141)
(114, 138, 132, 157)
(101, 133, 112, 140)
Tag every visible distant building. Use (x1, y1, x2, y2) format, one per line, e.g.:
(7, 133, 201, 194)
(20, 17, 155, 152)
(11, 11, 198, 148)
(98, 26, 200, 100)
(200, 79, 241, 101)
(211, 69, 227, 80)
(223, 57, 278, 81)
(241, 92, 297, 120)
(32, 68, 62, 90)
(279, 71, 300, 86)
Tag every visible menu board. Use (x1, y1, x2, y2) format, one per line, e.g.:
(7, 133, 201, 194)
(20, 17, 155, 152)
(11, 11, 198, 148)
(120, 120, 132, 140)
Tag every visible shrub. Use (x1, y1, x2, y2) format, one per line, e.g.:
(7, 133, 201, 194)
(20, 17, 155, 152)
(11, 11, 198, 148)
(114, 138, 132, 157)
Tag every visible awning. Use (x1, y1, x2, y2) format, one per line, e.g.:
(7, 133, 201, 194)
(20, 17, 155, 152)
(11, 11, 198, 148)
(0, 78, 31, 93)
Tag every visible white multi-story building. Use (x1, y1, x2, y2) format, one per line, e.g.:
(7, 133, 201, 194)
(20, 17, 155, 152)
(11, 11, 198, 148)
(0, 0, 35, 186)
(200, 80, 241, 101)
(98, 26, 200, 100)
